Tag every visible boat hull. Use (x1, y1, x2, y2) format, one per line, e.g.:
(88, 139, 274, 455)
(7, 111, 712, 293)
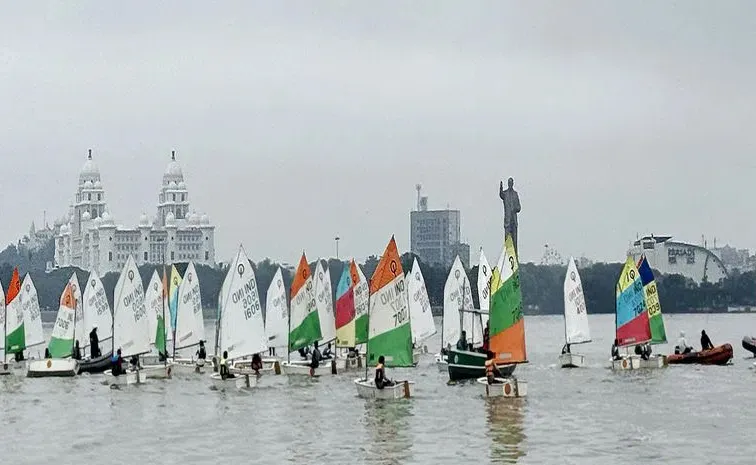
(280, 361, 318, 376)
(210, 372, 257, 389)
(435, 353, 448, 371)
(354, 378, 413, 399)
(742, 337, 756, 357)
(141, 363, 173, 379)
(26, 359, 79, 378)
(78, 352, 113, 374)
(611, 355, 667, 371)
(477, 377, 527, 398)
(104, 369, 148, 385)
(447, 348, 516, 381)
(668, 343, 733, 366)
(559, 353, 585, 368)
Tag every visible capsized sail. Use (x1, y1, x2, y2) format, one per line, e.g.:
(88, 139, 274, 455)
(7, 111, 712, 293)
(615, 256, 651, 347)
(367, 236, 413, 367)
(408, 258, 435, 344)
(48, 282, 76, 358)
(489, 235, 527, 364)
(5, 268, 24, 354)
(218, 246, 267, 359)
(175, 262, 204, 350)
(112, 256, 151, 357)
(334, 265, 356, 348)
(83, 270, 113, 349)
(477, 248, 492, 328)
(288, 253, 321, 351)
(314, 261, 336, 344)
(20, 274, 44, 349)
(353, 262, 369, 345)
(265, 267, 289, 349)
(638, 256, 667, 344)
(563, 257, 590, 345)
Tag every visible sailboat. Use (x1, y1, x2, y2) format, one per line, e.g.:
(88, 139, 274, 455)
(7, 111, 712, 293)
(210, 245, 268, 389)
(477, 234, 528, 397)
(19, 274, 44, 360)
(638, 256, 669, 367)
(354, 236, 414, 399)
(106, 256, 152, 385)
(260, 267, 286, 373)
(407, 258, 436, 358)
(78, 270, 114, 373)
(334, 260, 364, 370)
(611, 256, 659, 371)
(140, 270, 172, 379)
(559, 257, 591, 368)
(4, 269, 24, 373)
(281, 252, 323, 375)
(171, 262, 207, 373)
(314, 260, 340, 372)
(27, 276, 80, 377)
(354, 262, 369, 348)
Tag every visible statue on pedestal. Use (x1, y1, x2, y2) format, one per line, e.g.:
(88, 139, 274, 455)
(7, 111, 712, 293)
(499, 177, 521, 255)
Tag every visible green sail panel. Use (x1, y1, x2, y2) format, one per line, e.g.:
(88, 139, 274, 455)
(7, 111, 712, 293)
(48, 336, 73, 358)
(366, 322, 412, 367)
(289, 310, 322, 352)
(354, 314, 368, 345)
(5, 323, 25, 354)
(155, 316, 167, 355)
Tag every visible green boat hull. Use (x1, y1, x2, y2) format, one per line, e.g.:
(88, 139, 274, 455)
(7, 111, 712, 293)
(447, 348, 516, 381)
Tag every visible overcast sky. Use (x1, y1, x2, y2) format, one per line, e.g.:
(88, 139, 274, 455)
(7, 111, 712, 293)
(1, 1, 755, 265)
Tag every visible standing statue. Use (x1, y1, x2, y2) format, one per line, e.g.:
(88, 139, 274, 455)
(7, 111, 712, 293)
(499, 177, 521, 255)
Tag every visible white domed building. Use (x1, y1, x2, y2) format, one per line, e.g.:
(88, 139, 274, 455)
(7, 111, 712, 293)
(627, 235, 728, 285)
(54, 150, 216, 274)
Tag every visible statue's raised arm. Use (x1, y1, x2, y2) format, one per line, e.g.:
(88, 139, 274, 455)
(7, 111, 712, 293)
(500, 177, 521, 255)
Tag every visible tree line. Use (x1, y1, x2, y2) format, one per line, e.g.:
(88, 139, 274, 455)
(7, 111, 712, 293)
(1, 239, 755, 316)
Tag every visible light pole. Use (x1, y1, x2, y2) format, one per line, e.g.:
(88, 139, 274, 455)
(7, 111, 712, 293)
(335, 236, 340, 260)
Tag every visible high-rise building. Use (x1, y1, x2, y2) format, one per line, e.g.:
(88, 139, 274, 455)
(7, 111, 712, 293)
(409, 186, 470, 268)
(54, 150, 216, 274)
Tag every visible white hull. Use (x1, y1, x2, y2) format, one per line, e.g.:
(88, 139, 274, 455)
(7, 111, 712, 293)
(26, 359, 79, 378)
(611, 355, 667, 371)
(280, 361, 317, 376)
(210, 372, 257, 389)
(559, 353, 585, 368)
(103, 369, 148, 385)
(435, 353, 448, 371)
(477, 377, 527, 398)
(280, 358, 345, 375)
(412, 351, 420, 365)
(354, 378, 413, 399)
(232, 358, 282, 375)
(141, 363, 173, 379)
(169, 359, 208, 375)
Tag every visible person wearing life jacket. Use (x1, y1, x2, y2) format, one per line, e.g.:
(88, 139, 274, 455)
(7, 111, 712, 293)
(196, 340, 207, 367)
(89, 325, 100, 358)
(485, 351, 503, 385)
(482, 322, 490, 352)
(73, 340, 82, 360)
(611, 339, 620, 361)
(309, 342, 322, 376)
(675, 331, 692, 354)
(375, 355, 395, 389)
(456, 331, 468, 351)
(322, 342, 333, 360)
(111, 349, 123, 376)
(219, 350, 235, 380)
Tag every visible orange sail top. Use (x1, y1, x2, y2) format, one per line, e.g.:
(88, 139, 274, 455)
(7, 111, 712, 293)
(291, 252, 311, 299)
(370, 236, 403, 294)
(349, 260, 360, 286)
(6, 267, 20, 305)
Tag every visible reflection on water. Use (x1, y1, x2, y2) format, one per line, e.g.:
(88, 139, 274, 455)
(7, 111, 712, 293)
(486, 399, 526, 463)
(363, 400, 413, 465)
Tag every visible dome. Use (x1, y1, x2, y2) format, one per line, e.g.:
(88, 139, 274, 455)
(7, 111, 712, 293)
(188, 211, 200, 225)
(139, 213, 150, 227)
(79, 149, 101, 184)
(177, 181, 186, 190)
(84, 180, 93, 189)
(82, 211, 91, 221)
(169, 181, 177, 188)
(165, 211, 176, 227)
(101, 211, 111, 221)
(94, 217, 103, 228)
(94, 180, 102, 189)
(163, 151, 184, 185)
(200, 214, 210, 225)
(100, 211, 115, 227)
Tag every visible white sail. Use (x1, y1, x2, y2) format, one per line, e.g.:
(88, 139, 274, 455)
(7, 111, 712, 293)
(354, 264, 369, 326)
(407, 258, 436, 344)
(20, 274, 44, 349)
(83, 270, 113, 346)
(477, 248, 491, 329)
(564, 257, 591, 345)
(219, 246, 267, 359)
(68, 273, 87, 352)
(315, 261, 336, 344)
(145, 271, 163, 346)
(175, 262, 204, 349)
(265, 267, 289, 349)
(0, 280, 4, 353)
(112, 256, 151, 357)
(443, 256, 480, 347)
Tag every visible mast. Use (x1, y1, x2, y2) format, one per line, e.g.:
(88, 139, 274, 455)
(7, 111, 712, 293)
(363, 278, 371, 381)
(71, 287, 77, 359)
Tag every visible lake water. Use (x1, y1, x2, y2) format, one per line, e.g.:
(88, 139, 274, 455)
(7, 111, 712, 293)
(2, 313, 755, 464)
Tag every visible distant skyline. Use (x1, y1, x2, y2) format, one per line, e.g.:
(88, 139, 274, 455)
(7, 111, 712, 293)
(2, 2, 755, 265)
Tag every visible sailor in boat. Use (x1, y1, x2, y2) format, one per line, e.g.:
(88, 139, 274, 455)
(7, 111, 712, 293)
(219, 351, 235, 380)
(675, 331, 693, 354)
(482, 322, 490, 353)
(196, 340, 207, 367)
(701, 330, 714, 351)
(309, 342, 322, 376)
(250, 353, 263, 375)
(73, 341, 82, 361)
(346, 347, 358, 359)
(611, 339, 621, 361)
(129, 355, 140, 371)
(268, 346, 276, 357)
(111, 349, 124, 376)
(321, 342, 333, 360)
(635, 343, 651, 360)
(485, 351, 504, 384)
(14, 350, 24, 362)
(89, 324, 101, 358)
(375, 355, 395, 389)
(456, 331, 468, 351)
(44, 348, 51, 359)
(561, 343, 571, 355)
(298, 346, 311, 360)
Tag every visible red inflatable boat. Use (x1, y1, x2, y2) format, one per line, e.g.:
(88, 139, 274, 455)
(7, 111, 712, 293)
(667, 343, 733, 366)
